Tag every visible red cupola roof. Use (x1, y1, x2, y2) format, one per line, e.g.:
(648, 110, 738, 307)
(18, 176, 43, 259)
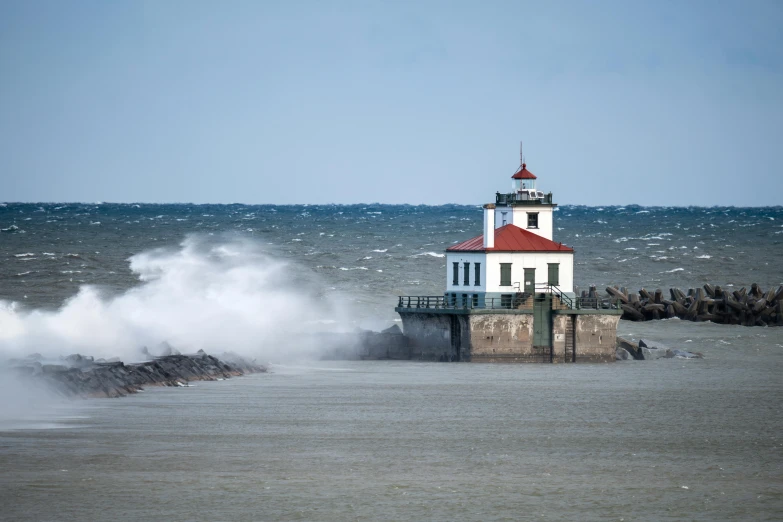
(446, 224, 573, 253)
(511, 163, 537, 180)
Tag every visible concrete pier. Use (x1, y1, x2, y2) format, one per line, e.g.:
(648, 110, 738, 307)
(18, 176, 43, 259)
(396, 300, 622, 363)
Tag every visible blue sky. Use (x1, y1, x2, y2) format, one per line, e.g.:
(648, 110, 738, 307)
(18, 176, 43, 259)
(1, 0, 781, 205)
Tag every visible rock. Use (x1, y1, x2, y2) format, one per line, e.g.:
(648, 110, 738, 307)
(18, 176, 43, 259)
(616, 337, 643, 360)
(381, 324, 403, 335)
(42, 364, 69, 374)
(641, 347, 667, 360)
(64, 354, 95, 368)
(615, 347, 633, 361)
(12, 352, 267, 398)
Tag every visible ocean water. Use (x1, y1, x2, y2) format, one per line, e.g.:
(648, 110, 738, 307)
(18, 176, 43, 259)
(1, 202, 782, 520)
(2, 203, 782, 320)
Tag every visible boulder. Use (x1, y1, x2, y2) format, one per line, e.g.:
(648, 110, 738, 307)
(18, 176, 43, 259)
(616, 337, 643, 360)
(641, 347, 667, 360)
(615, 347, 633, 361)
(381, 324, 403, 335)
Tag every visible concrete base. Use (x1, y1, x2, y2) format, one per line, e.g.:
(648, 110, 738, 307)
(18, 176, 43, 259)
(397, 308, 621, 363)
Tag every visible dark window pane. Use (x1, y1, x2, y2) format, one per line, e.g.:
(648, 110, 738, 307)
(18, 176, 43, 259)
(463, 262, 470, 286)
(452, 262, 459, 285)
(527, 213, 539, 228)
(548, 263, 560, 286)
(500, 263, 512, 286)
(475, 263, 481, 286)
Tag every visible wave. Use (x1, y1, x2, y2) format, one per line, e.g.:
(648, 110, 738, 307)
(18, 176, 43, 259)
(0, 235, 353, 362)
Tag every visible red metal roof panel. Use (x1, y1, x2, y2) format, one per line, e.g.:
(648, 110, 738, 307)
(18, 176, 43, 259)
(447, 224, 574, 253)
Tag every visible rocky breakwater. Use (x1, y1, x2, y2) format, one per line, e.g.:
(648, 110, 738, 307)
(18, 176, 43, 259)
(605, 283, 783, 327)
(10, 351, 267, 398)
(615, 337, 703, 361)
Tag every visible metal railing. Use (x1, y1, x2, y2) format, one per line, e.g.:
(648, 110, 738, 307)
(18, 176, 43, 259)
(396, 287, 621, 311)
(396, 295, 523, 310)
(496, 192, 554, 206)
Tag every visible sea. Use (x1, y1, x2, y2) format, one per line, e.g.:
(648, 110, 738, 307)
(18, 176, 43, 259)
(1, 202, 782, 520)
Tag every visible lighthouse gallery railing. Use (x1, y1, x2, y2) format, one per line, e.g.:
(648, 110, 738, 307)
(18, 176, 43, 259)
(397, 290, 621, 311)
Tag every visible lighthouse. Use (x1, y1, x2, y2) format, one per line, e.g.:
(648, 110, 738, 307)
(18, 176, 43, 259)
(444, 158, 574, 309)
(396, 146, 622, 363)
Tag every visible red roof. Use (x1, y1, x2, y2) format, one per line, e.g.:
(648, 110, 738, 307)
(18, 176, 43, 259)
(511, 163, 537, 180)
(447, 224, 574, 253)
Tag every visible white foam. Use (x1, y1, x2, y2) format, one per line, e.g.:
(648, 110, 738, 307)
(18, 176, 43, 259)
(0, 236, 353, 363)
(42, 253, 56, 256)
(664, 268, 684, 273)
(372, 249, 388, 253)
(695, 255, 712, 259)
(339, 267, 368, 271)
(413, 252, 445, 258)
(14, 253, 35, 257)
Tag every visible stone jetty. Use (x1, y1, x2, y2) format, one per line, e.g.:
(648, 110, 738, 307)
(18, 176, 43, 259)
(10, 351, 267, 398)
(598, 283, 783, 326)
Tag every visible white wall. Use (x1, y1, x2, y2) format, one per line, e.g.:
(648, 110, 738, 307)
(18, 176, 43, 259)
(445, 252, 487, 293)
(493, 206, 554, 241)
(511, 206, 553, 241)
(483, 252, 574, 293)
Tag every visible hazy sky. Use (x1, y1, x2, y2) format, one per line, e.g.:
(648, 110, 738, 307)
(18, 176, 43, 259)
(1, 0, 781, 206)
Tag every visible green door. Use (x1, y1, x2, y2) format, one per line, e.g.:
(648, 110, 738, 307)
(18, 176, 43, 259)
(533, 293, 552, 358)
(524, 268, 535, 294)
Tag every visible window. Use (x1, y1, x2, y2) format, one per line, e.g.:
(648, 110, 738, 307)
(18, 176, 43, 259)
(500, 294, 513, 308)
(452, 262, 459, 286)
(463, 262, 470, 286)
(450, 293, 457, 306)
(472, 294, 479, 307)
(548, 263, 560, 287)
(527, 212, 539, 229)
(501, 212, 508, 226)
(474, 262, 481, 286)
(500, 263, 512, 286)
(461, 294, 468, 308)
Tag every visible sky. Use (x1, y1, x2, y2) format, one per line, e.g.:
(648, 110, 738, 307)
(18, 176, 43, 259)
(0, 0, 781, 206)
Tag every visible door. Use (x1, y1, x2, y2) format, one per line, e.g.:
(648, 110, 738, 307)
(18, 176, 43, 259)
(524, 268, 536, 294)
(450, 315, 461, 361)
(533, 293, 553, 362)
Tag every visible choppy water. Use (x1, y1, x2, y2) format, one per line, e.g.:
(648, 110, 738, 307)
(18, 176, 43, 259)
(2, 203, 782, 320)
(1, 203, 782, 520)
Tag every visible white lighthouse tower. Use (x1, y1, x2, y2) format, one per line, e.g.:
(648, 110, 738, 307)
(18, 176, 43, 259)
(444, 153, 574, 308)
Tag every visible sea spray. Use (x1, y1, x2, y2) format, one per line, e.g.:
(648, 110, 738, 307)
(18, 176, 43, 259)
(0, 234, 354, 363)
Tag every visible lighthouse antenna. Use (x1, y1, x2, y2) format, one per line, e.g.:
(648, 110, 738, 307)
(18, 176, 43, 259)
(519, 141, 523, 167)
